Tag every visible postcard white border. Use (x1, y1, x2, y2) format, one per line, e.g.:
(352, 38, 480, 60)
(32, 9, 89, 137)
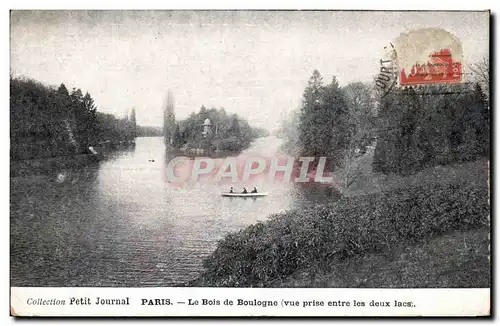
(10, 287, 490, 317)
(3, 0, 497, 324)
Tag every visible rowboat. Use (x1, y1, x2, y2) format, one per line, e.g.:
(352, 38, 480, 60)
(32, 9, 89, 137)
(221, 192, 268, 197)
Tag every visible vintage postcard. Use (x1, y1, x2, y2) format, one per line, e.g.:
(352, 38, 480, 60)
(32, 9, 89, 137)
(9, 10, 490, 317)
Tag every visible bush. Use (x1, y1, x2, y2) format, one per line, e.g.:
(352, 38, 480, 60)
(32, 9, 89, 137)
(196, 182, 489, 287)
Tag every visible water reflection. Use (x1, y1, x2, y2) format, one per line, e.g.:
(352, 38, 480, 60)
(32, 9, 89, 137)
(11, 136, 332, 287)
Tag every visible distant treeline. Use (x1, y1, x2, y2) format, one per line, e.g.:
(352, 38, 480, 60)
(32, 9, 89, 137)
(10, 76, 137, 160)
(170, 105, 269, 152)
(279, 67, 489, 177)
(137, 125, 163, 137)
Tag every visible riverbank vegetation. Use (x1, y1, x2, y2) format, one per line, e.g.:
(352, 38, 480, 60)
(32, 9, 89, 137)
(10, 76, 138, 160)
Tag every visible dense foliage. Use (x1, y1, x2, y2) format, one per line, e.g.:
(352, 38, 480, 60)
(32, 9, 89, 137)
(10, 77, 137, 160)
(195, 182, 489, 287)
(298, 71, 350, 168)
(279, 68, 489, 176)
(279, 70, 376, 174)
(373, 83, 490, 174)
(174, 106, 266, 152)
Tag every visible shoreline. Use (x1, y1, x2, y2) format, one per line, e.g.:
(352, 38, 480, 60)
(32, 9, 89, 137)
(188, 180, 490, 288)
(186, 227, 489, 288)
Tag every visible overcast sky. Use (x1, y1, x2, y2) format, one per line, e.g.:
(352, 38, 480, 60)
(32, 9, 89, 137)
(10, 10, 489, 130)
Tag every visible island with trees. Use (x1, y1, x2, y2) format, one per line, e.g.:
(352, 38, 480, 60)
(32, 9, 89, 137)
(162, 90, 268, 155)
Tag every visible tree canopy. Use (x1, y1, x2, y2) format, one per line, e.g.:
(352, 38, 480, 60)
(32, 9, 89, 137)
(176, 106, 264, 152)
(10, 76, 137, 160)
(279, 68, 489, 178)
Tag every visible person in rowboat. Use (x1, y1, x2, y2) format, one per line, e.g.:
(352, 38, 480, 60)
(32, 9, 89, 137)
(229, 187, 234, 193)
(242, 187, 248, 194)
(251, 186, 258, 193)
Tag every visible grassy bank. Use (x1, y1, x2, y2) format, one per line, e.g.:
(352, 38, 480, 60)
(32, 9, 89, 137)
(191, 182, 489, 287)
(273, 228, 489, 288)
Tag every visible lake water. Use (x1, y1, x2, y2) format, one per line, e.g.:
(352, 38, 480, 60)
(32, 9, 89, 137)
(11, 136, 332, 287)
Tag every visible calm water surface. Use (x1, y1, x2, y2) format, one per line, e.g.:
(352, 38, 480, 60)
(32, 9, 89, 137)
(11, 136, 330, 286)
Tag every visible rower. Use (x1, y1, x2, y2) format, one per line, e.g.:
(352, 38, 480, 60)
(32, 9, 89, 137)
(251, 186, 258, 193)
(229, 187, 234, 193)
(242, 187, 248, 194)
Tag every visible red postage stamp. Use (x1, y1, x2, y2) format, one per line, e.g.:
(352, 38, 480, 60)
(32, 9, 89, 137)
(394, 27, 464, 86)
(400, 48, 462, 85)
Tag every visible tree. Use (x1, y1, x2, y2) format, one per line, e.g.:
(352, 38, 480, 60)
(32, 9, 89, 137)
(130, 107, 137, 139)
(372, 87, 403, 174)
(342, 82, 376, 187)
(83, 92, 96, 113)
(163, 90, 176, 147)
(298, 70, 325, 157)
(372, 81, 489, 175)
(172, 123, 184, 148)
(373, 86, 423, 174)
(469, 57, 489, 102)
(228, 115, 241, 137)
(472, 83, 490, 157)
(57, 83, 70, 100)
(459, 83, 489, 159)
(81, 92, 98, 144)
(322, 76, 350, 165)
(297, 71, 350, 169)
(277, 109, 301, 156)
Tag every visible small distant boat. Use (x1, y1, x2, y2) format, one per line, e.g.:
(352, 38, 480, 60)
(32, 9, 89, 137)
(221, 192, 268, 197)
